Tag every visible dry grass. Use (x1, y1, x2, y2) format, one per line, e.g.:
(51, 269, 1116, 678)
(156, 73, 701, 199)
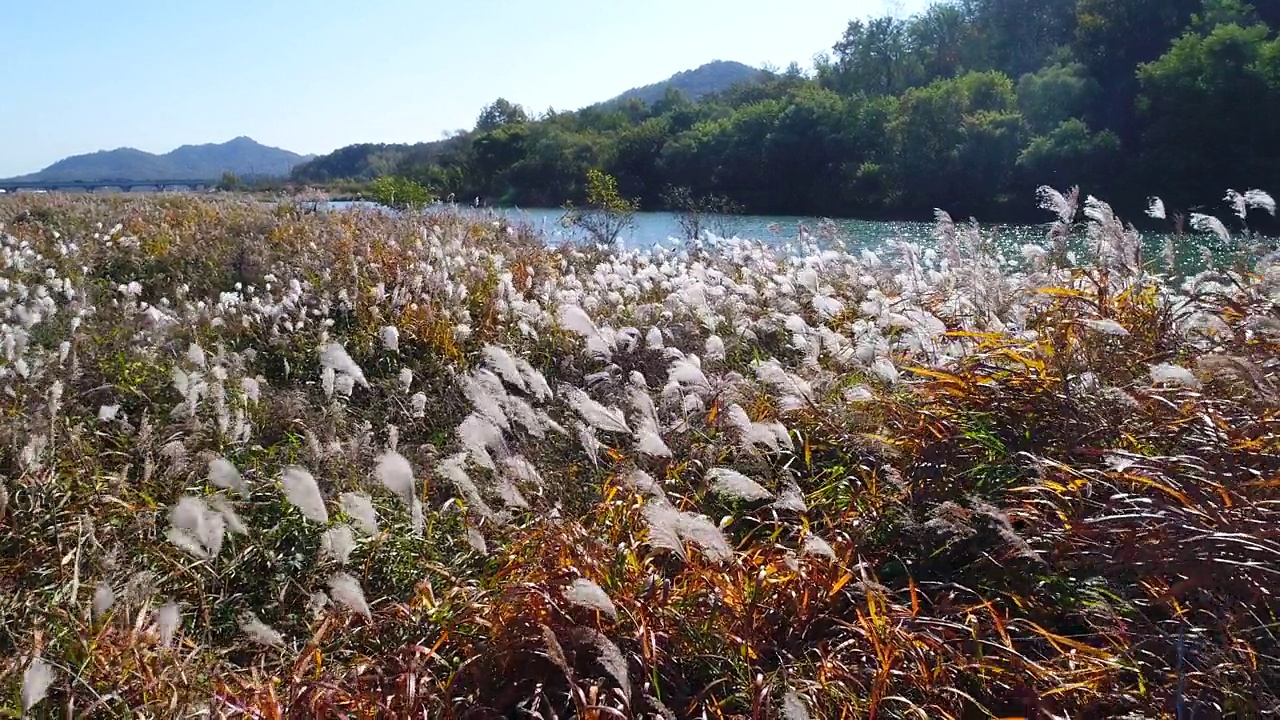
(0, 191, 1277, 718)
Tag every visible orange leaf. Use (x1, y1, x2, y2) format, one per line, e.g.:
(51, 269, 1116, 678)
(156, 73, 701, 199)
(828, 571, 854, 598)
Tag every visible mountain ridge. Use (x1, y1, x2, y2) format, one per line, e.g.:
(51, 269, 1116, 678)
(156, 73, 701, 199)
(6, 136, 313, 183)
(601, 60, 765, 107)
(290, 60, 765, 183)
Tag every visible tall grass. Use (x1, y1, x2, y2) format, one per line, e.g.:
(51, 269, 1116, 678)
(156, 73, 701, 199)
(0, 189, 1277, 718)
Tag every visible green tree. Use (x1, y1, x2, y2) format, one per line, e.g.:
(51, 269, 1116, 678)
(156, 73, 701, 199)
(1016, 62, 1099, 134)
(561, 169, 638, 246)
(1016, 119, 1121, 194)
(1136, 22, 1280, 205)
(368, 176, 433, 211)
(475, 98, 528, 133)
(216, 172, 242, 192)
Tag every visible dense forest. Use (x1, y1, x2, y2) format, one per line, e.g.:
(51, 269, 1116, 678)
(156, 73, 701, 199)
(292, 0, 1280, 224)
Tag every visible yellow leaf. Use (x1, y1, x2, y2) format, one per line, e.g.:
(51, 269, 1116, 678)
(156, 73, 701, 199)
(828, 571, 854, 598)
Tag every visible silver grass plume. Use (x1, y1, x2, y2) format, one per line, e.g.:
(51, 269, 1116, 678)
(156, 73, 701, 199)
(375, 450, 416, 507)
(482, 344, 527, 391)
(207, 453, 247, 491)
(564, 577, 618, 621)
(380, 325, 399, 352)
(155, 601, 181, 647)
(782, 690, 811, 720)
(802, 535, 837, 559)
(569, 627, 631, 699)
(564, 386, 631, 434)
(281, 466, 328, 523)
(643, 501, 733, 562)
(1150, 363, 1202, 389)
(240, 613, 285, 647)
(321, 524, 357, 565)
(457, 412, 506, 470)
(707, 468, 773, 502)
(319, 342, 368, 388)
(92, 580, 115, 620)
(327, 571, 371, 620)
(22, 657, 54, 714)
(339, 492, 379, 535)
(166, 496, 225, 559)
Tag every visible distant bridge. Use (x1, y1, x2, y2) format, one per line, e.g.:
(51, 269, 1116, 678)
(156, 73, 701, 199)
(0, 179, 213, 193)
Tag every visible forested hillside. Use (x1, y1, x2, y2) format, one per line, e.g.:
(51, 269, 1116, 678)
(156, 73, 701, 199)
(294, 0, 1280, 223)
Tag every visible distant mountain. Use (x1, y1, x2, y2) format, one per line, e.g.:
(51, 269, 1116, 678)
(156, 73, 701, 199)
(6, 137, 313, 182)
(603, 60, 765, 107)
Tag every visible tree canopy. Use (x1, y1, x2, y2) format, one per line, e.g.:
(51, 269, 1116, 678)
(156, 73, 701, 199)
(292, 0, 1280, 224)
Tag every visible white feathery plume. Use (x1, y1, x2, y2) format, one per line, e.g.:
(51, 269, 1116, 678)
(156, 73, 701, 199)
(668, 358, 710, 390)
(281, 466, 328, 523)
(624, 469, 664, 498)
(321, 524, 357, 565)
(782, 690, 811, 720)
(380, 325, 399, 352)
(629, 386, 659, 428)
(334, 373, 355, 398)
(186, 342, 207, 369)
(643, 502, 734, 562)
(517, 357, 553, 400)
(321, 366, 336, 399)
(461, 372, 510, 430)
(1150, 363, 1202, 389)
(575, 628, 630, 697)
(708, 468, 773, 501)
(167, 496, 225, 559)
(437, 453, 496, 519)
(1245, 189, 1276, 216)
(1146, 197, 1166, 220)
(642, 502, 686, 560)
(240, 613, 285, 647)
(208, 456, 247, 495)
(465, 525, 488, 554)
(458, 412, 505, 470)
(1083, 318, 1130, 336)
(502, 455, 544, 487)
(339, 492, 379, 535)
(1036, 185, 1075, 224)
(327, 571, 371, 620)
(635, 418, 673, 458)
(241, 376, 261, 404)
(208, 495, 248, 535)
(871, 357, 899, 386)
(704, 334, 726, 362)
(482, 345, 527, 391)
(802, 535, 837, 559)
(645, 326, 665, 348)
(565, 387, 631, 434)
(21, 657, 53, 714)
(375, 450, 416, 506)
(319, 342, 368, 388)
(1226, 189, 1248, 219)
(92, 581, 115, 620)
(576, 422, 603, 465)
(1190, 214, 1230, 243)
(772, 483, 808, 512)
(154, 601, 181, 647)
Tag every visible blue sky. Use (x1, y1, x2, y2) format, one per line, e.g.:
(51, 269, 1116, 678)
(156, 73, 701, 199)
(2, 0, 928, 177)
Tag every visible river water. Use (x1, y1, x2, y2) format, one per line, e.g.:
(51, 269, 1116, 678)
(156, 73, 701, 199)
(328, 201, 1240, 272)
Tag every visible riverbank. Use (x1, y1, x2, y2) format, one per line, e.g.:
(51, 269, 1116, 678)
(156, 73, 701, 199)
(2, 191, 1278, 717)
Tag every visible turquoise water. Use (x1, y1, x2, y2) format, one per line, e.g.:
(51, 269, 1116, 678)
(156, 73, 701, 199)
(328, 201, 1246, 271)
(330, 201, 1048, 251)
